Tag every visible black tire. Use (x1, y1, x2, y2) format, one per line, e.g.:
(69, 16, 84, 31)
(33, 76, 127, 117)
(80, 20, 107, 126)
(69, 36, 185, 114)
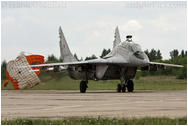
(80, 81, 87, 93)
(127, 80, 134, 92)
(117, 84, 122, 92)
(122, 84, 126, 92)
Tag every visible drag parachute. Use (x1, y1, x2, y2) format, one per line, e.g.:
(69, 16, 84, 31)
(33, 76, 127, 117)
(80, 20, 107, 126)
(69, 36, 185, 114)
(5, 52, 45, 90)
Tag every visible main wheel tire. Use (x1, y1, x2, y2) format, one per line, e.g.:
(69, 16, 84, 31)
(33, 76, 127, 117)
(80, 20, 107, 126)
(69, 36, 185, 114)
(122, 84, 126, 92)
(80, 81, 87, 93)
(127, 80, 134, 92)
(117, 84, 122, 92)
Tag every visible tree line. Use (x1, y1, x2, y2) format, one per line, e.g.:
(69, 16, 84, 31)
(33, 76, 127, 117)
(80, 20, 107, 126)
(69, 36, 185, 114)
(140, 49, 187, 79)
(1, 48, 187, 80)
(73, 48, 111, 61)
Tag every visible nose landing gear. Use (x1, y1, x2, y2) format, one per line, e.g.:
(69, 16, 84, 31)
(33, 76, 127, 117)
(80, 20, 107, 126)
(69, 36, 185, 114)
(117, 80, 134, 93)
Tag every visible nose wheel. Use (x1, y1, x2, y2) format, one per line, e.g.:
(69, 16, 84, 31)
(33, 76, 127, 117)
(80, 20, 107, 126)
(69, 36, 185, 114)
(117, 80, 134, 93)
(117, 84, 122, 92)
(117, 84, 126, 92)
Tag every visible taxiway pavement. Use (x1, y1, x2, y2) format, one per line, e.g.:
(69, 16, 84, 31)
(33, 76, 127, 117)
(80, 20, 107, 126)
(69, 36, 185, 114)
(1, 90, 187, 120)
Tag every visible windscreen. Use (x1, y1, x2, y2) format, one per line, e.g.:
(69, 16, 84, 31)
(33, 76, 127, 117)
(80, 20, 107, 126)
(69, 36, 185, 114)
(130, 44, 142, 53)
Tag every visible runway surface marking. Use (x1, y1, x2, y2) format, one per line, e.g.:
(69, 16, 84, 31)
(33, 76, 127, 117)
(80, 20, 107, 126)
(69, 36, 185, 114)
(42, 103, 125, 110)
(1, 90, 187, 120)
(42, 105, 83, 111)
(95, 103, 125, 107)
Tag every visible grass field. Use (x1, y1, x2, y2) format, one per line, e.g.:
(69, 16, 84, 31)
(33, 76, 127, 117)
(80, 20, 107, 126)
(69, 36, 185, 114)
(1, 117, 187, 125)
(2, 74, 187, 90)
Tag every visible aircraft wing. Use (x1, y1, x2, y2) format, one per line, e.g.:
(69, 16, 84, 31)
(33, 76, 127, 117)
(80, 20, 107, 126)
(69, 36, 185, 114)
(14, 58, 183, 69)
(15, 56, 130, 69)
(149, 62, 183, 68)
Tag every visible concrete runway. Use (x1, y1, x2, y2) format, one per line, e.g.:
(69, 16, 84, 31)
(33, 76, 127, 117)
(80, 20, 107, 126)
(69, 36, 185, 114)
(1, 90, 187, 120)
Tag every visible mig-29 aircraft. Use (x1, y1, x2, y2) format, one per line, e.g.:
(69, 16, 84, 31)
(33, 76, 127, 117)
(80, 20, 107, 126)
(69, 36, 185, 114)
(5, 26, 183, 93)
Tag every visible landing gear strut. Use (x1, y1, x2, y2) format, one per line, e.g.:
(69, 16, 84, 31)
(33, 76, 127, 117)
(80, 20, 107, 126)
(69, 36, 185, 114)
(122, 84, 126, 92)
(80, 81, 88, 93)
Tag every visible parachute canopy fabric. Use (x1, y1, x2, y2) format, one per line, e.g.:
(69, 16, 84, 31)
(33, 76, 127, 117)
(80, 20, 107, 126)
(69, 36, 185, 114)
(6, 52, 44, 90)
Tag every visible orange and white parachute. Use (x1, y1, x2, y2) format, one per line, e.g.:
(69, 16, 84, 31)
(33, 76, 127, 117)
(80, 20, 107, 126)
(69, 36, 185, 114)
(5, 52, 45, 90)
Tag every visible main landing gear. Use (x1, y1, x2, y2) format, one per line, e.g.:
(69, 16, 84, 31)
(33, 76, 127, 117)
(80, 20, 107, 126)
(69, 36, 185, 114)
(80, 81, 88, 93)
(117, 80, 134, 93)
(79, 80, 134, 93)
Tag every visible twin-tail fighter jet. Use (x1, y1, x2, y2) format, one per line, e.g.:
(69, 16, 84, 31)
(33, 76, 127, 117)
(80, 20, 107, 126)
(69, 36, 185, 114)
(5, 27, 183, 93)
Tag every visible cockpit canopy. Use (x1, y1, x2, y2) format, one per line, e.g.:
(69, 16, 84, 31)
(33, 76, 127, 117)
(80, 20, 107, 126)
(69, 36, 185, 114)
(131, 44, 142, 53)
(120, 41, 143, 53)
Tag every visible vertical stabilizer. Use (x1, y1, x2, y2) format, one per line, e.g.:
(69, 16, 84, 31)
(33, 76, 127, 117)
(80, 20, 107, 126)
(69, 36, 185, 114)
(113, 26, 121, 48)
(59, 27, 78, 62)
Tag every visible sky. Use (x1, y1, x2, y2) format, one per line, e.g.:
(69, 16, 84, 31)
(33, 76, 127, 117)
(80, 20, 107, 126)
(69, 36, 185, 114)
(1, 1, 187, 62)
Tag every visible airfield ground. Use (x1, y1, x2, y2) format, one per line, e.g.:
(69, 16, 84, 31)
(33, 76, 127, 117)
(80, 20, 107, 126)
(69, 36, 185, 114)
(1, 90, 186, 120)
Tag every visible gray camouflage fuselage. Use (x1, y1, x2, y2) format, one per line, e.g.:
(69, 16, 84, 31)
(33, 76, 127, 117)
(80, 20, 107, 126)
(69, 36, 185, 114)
(57, 26, 182, 84)
(67, 40, 149, 82)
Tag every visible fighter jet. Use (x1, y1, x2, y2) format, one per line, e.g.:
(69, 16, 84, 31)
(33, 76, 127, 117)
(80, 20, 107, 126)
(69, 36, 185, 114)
(8, 26, 183, 92)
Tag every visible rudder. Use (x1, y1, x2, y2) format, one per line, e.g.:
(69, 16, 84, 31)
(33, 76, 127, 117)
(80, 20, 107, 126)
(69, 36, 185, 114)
(113, 26, 121, 48)
(59, 27, 78, 62)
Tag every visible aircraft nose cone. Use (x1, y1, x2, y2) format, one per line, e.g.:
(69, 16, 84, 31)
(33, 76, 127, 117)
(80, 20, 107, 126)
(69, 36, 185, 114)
(130, 52, 149, 67)
(142, 58, 149, 65)
(142, 54, 150, 65)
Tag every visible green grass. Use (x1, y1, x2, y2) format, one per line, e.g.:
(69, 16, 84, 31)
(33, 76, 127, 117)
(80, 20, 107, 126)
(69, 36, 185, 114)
(134, 76, 187, 90)
(1, 74, 187, 90)
(1, 117, 187, 125)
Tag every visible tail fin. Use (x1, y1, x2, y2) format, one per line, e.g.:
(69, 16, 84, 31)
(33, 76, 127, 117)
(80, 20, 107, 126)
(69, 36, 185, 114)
(113, 26, 121, 48)
(59, 27, 78, 62)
